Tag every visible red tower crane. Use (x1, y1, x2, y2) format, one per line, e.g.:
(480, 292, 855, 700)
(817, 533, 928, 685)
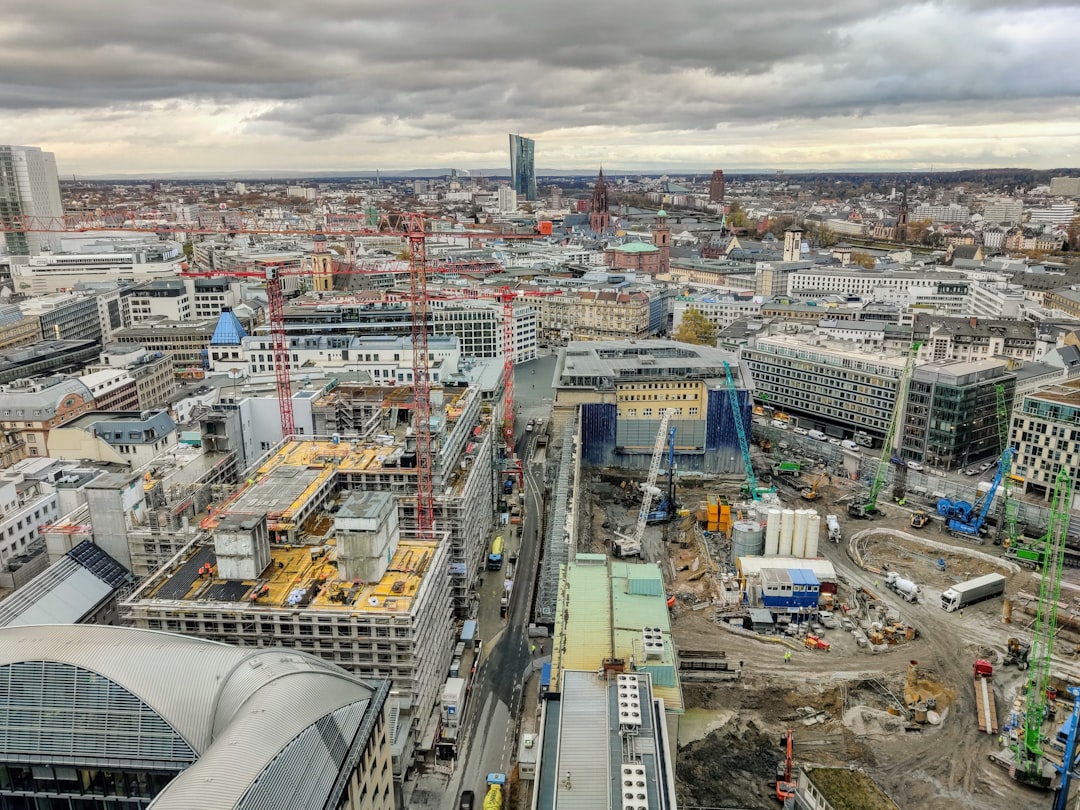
(3, 210, 543, 538)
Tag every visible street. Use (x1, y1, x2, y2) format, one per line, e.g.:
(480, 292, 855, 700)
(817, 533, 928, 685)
(412, 354, 554, 808)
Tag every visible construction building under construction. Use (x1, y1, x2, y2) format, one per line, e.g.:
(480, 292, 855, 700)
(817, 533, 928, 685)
(123, 493, 453, 786)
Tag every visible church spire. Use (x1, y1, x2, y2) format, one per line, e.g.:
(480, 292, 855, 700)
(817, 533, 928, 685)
(589, 168, 611, 234)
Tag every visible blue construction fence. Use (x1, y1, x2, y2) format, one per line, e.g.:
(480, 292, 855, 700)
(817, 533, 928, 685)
(580, 387, 751, 474)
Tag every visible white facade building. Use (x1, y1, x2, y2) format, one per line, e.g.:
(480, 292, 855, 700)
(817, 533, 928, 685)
(0, 473, 60, 567)
(0, 145, 63, 256)
(672, 294, 762, 331)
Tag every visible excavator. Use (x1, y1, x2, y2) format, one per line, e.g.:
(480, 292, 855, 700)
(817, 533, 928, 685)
(775, 729, 797, 802)
(800, 471, 829, 502)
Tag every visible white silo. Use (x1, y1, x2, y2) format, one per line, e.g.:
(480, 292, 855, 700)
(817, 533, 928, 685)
(779, 509, 795, 556)
(793, 509, 809, 557)
(805, 512, 821, 559)
(765, 508, 781, 556)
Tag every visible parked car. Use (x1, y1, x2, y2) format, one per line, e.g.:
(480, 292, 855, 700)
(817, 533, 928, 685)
(840, 439, 860, 451)
(979, 461, 994, 472)
(771, 419, 788, 430)
(827, 437, 842, 446)
(964, 467, 980, 476)
(793, 427, 809, 436)
(906, 461, 925, 471)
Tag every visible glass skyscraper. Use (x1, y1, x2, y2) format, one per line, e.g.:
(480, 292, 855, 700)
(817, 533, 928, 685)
(0, 145, 63, 256)
(509, 134, 537, 201)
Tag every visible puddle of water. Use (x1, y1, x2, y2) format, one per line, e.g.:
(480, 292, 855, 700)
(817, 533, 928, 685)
(678, 707, 736, 747)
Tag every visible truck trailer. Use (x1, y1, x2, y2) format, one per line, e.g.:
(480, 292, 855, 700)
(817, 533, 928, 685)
(940, 573, 1006, 612)
(973, 659, 999, 734)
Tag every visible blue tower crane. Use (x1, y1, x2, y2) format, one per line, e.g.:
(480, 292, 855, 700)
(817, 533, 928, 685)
(723, 361, 773, 501)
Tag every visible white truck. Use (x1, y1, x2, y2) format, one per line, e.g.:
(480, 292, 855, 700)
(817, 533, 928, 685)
(940, 573, 1007, 612)
(826, 514, 842, 543)
(885, 571, 920, 603)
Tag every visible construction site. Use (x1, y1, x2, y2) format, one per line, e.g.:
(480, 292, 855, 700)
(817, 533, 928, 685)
(573, 358, 1080, 809)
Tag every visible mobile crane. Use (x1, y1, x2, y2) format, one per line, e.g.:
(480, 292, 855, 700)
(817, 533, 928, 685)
(938, 448, 1013, 539)
(724, 361, 774, 501)
(848, 343, 919, 518)
(613, 409, 676, 558)
(647, 423, 679, 524)
(998, 467, 1072, 788)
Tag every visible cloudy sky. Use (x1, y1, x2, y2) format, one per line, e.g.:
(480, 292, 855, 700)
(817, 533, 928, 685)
(2, 0, 1079, 176)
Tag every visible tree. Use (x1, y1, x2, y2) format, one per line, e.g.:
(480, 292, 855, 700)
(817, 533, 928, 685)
(674, 307, 718, 346)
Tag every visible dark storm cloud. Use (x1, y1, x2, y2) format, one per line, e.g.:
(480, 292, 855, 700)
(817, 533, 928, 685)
(1, 0, 1078, 166)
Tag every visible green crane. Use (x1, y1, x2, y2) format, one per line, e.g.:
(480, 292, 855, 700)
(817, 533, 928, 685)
(1011, 467, 1072, 787)
(849, 342, 920, 518)
(723, 361, 773, 501)
(995, 383, 1021, 548)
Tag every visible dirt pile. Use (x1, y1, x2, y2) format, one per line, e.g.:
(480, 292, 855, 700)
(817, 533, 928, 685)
(677, 718, 782, 810)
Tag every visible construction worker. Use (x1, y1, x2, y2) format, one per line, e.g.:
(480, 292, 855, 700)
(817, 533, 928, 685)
(784, 651, 792, 663)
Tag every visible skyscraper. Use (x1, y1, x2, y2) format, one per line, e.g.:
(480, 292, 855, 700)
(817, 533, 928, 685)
(0, 144, 63, 256)
(709, 169, 726, 204)
(509, 134, 537, 201)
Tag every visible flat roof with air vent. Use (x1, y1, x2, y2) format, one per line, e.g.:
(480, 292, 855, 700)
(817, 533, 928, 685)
(641, 626, 665, 660)
(539, 670, 669, 810)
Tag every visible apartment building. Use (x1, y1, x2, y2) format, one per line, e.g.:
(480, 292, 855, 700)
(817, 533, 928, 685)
(1044, 288, 1080, 320)
(913, 202, 970, 222)
(78, 367, 140, 411)
(89, 343, 177, 409)
(1010, 379, 1080, 501)
(982, 197, 1024, 225)
(0, 304, 41, 351)
(901, 359, 1015, 468)
(673, 293, 761, 331)
(48, 410, 178, 468)
(912, 315, 1040, 363)
(965, 282, 1027, 319)
(125, 277, 245, 323)
(573, 289, 652, 340)
(0, 376, 96, 466)
(0, 472, 61, 568)
(743, 334, 910, 439)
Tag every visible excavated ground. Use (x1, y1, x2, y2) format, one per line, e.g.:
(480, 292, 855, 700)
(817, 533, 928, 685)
(586, 464, 1080, 809)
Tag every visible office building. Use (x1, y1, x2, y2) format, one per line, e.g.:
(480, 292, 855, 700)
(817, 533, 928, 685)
(1049, 176, 1080, 197)
(743, 334, 909, 440)
(20, 291, 105, 345)
(0, 145, 63, 256)
(709, 169, 725, 203)
(554, 339, 748, 474)
(509, 133, 538, 201)
(0, 624, 394, 810)
(1010, 379, 1080, 501)
(901, 359, 1015, 468)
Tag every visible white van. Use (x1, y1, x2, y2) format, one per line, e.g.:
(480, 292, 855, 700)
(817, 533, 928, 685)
(771, 419, 788, 430)
(807, 430, 827, 441)
(841, 439, 860, 451)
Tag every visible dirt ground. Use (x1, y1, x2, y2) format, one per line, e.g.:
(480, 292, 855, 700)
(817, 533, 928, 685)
(587, 462, 1080, 809)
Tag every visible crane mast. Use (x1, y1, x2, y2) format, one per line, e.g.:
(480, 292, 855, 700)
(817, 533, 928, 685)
(995, 383, 1020, 545)
(723, 361, 768, 500)
(631, 409, 677, 551)
(850, 342, 919, 518)
(1012, 467, 1072, 786)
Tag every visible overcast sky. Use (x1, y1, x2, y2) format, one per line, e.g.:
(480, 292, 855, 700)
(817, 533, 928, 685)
(2, 0, 1079, 176)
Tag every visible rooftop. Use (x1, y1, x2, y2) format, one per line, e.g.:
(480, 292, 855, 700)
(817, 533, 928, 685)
(0, 624, 386, 810)
(142, 536, 438, 615)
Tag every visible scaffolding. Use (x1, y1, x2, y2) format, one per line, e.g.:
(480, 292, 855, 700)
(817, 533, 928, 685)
(534, 413, 579, 625)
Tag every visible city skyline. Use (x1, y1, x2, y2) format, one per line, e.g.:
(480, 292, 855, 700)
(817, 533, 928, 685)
(1, 2, 1079, 176)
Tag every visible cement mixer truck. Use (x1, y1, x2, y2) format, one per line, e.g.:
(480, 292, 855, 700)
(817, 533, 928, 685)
(885, 571, 920, 603)
(483, 773, 506, 810)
